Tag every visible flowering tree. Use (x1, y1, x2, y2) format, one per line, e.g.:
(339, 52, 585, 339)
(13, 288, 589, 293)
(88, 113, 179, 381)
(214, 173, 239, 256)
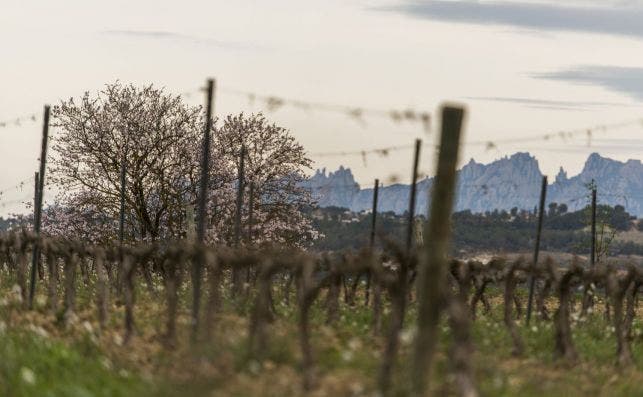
(47, 83, 314, 246)
(214, 113, 316, 246)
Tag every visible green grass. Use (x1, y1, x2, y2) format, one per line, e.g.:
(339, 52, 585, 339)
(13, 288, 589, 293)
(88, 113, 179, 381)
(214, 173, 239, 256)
(0, 270, 641, 396)
(0, 328, 150, 397)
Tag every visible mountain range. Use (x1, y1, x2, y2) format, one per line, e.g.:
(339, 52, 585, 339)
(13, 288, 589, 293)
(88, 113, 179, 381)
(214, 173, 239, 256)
(302, 153, 643, 216)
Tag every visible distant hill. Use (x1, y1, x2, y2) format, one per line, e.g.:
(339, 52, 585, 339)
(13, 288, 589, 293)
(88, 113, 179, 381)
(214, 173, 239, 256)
(302, 153, 643, 216)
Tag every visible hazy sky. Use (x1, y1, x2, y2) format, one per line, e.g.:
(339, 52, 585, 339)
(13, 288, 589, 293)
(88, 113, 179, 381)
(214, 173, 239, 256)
(1, 0, 643, 215)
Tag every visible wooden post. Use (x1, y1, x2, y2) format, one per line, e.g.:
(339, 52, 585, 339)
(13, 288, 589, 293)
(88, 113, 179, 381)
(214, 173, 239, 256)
(369, 179, 380, 250)
(31, 172, 39, 285)
(193, 78, 215, 341)
(581, 182, 598, 317)
(406, 139, 422, 253)
(232, 145, 246, 296)
(378, 139, 421, 394)
(247, 182, 255, 245)
(526, 175, 547, 324)
(591, 186, 597, 267)
(118, 147, 127, 244)
(245, 182, 255, 284)
(366, 179, 379, 306)
(233, 145, 246, 247)
(28, 105, 50, 309)
(412, 105, 465, 396)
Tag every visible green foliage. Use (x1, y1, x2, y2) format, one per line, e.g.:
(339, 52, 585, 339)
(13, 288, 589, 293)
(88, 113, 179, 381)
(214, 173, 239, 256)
(310, 204, 640, 255)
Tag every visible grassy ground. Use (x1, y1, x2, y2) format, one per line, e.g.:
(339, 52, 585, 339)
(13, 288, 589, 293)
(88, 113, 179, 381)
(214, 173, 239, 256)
(0, 272, 641, 396)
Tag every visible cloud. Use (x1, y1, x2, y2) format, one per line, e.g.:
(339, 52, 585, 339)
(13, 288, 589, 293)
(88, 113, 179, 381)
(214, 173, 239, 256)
(531, 66, 643, 101)
(466, 96, 630, 111)
(383, 1, 643, 39)
(101, 30, 260, 50)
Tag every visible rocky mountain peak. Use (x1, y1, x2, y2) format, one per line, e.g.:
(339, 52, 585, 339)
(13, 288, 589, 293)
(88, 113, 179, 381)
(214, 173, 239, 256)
(304, 153, 643, 216)
(555, 167, 568, 184)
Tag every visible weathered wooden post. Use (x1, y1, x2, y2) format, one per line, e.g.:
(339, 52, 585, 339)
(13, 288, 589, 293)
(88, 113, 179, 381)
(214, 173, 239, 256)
(28, 105, 50, 309)
(378, 139, 421, 393)
(193, 78, 215, 341)
(412, 105, 465, 396)
(406, 139, 422, 253)
(232, 145, 246, 296)
(247, 182, 255, 245)
(526, 175, 547, 324)
(581, 183, 598, 316)
(591, 186, 597, 267)
(366, 179, 379, 306)
(245, 182, 255, 284)
(118, 146, 127, 245)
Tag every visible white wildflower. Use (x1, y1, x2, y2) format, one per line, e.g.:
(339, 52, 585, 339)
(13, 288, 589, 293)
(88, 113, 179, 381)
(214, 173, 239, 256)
(34, 295, 47, 308)
(248, 360, 261, 375)
(20, 367, 36, 384)
(400, 327, 417, 346)
(100, 357, 113, 370)
(82, 321, 94, 334)
(28, 325, 49, 339)
(9, 284, 23, 304)
(348, 337, 362, 351)
(349, 381, 364, 395)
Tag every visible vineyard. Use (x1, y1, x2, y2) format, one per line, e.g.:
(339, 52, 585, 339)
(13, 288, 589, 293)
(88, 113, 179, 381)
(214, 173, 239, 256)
(1, 86, 642, 396)
(0, 219, 641, 396)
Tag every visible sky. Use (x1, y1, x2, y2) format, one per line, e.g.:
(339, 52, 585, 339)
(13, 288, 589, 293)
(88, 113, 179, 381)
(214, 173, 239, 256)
(1, 0, 643, 215)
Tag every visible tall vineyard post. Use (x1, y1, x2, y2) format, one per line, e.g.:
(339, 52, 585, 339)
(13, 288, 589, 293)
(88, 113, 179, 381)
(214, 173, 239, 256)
(118, 144, 127, 246)
(526, 175, 547, 324)
(247, 182, 255, 245)
(246, 182, 255, 285)
(28, 105, 50, 309)
(591, 186, 597, 267)
(232, 145, 246, 297)
(412, 105, 465, 396)
(366, 178, 379, 307)
(587, 186, 598, 311)
(33, 171, 39, 222)
(193, 78, 215, 342)
(407, 139, 421, 253)
(378, 138, 421, 394)
(32, 172, 39, 288)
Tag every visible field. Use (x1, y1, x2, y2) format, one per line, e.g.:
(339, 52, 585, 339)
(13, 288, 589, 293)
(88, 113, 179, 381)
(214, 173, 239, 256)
(0, 257, 641, 397)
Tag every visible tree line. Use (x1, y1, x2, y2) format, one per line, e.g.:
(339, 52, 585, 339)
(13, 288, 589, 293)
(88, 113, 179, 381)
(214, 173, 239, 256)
(307, 203, 642, 256)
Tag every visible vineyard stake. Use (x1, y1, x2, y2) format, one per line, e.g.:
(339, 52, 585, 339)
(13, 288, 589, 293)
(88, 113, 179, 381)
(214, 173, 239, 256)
(526, 175, 547, 324)
(412, 105, 465, 396)
(591, 185, 597, 267)
(31, 171, 39, 282)
(232, 145, 246, 296)
(369, 179, 380, 250)
(247, 182, 255, 245)
(245, 181, 254, 284)
(379, 139, 422, 393)
(28, 105, 50, 309)
(406, 139, 422, 253)
(193, 78, 215, 341)
(118, 145, 127, 244)
(365, 178, 379, 306)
